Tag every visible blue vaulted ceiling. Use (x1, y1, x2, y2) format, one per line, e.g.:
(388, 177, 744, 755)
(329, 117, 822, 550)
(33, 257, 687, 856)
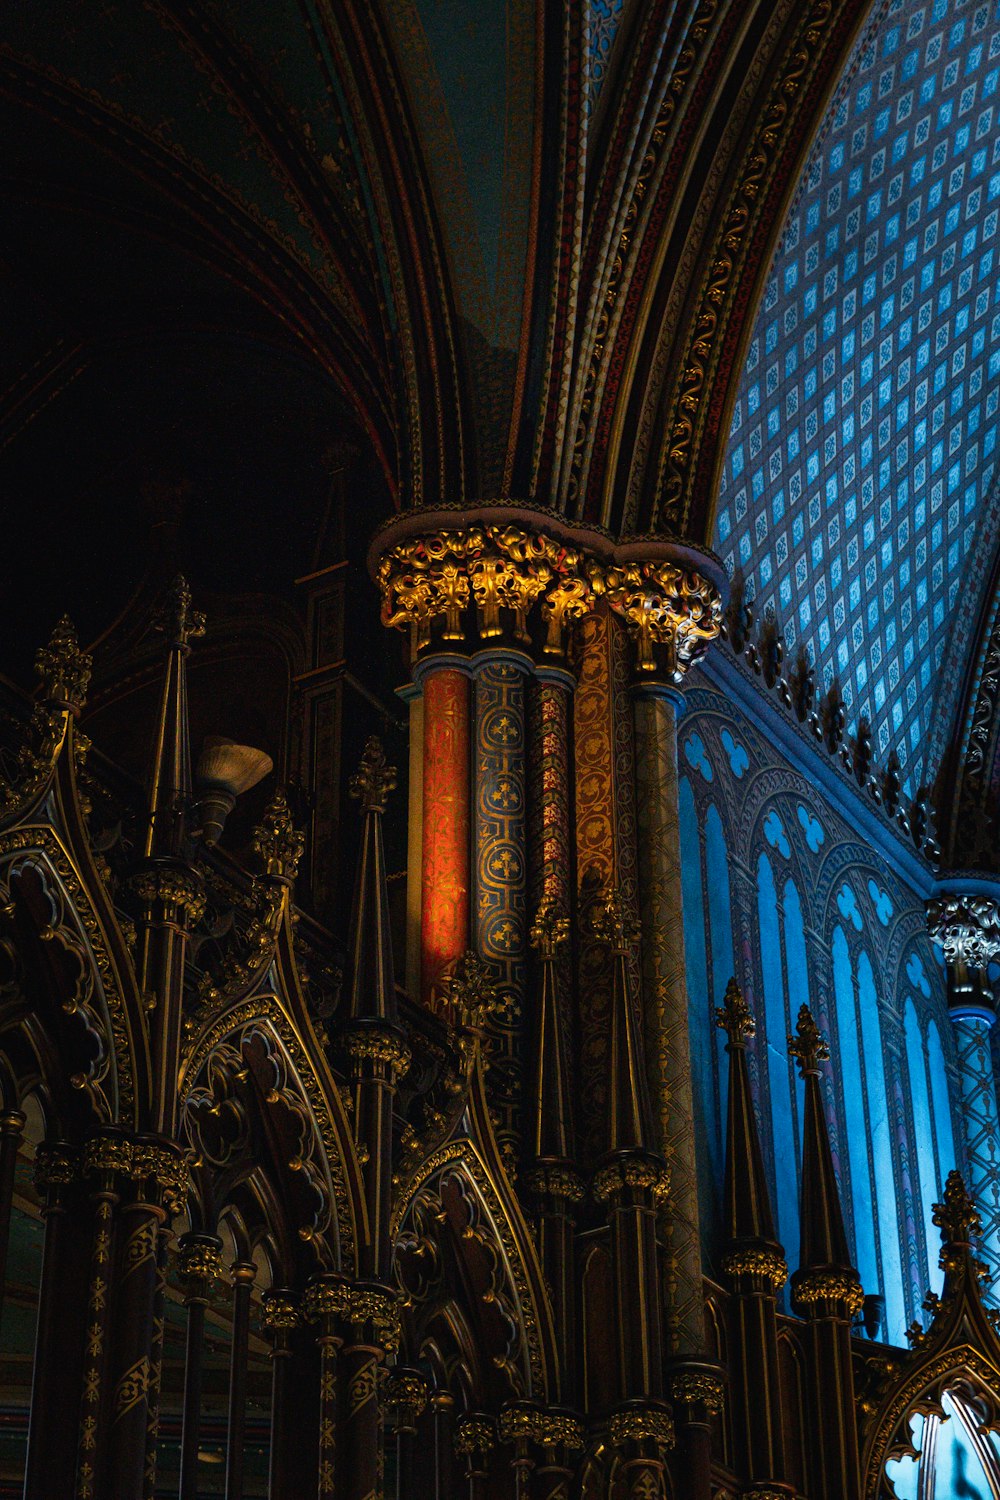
(716, 0, 1000, 795)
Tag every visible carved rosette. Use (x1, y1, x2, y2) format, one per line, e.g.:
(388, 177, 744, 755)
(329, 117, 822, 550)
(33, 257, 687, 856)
(927, 894, 1000, 968)
(371, 507, 724, 673)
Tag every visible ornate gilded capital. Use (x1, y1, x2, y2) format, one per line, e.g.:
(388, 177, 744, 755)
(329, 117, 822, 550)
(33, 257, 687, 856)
(385, 1368, 429, 1421)
(349, 737, 396, 814)
(592, 1156, 670, 1207)
(130, 863, 206, 925)
(36, 615, 92, 709)
(129, 1140, 189, 1216)
(497, 1404, 584, 1451)
(438, 951, 502, 1034)
(33, 1141, 76, 1191)
(720, 1246, 788, 1291)
(81, 1132, 133, 1183)
(154, 574, 206, 652)
(669, 1369, 726, 1416)
(455, 1413, 497, 1455)
(177, 1233, 224, 1298)
(598, 557, 722, 678)
(714, 976, 755, 1045)
(371, 505, 724, 670)
(252, 788, 306, 882)
(302, 1275, 350, 1325)
(608, 1402, 675, 1449)
(261, 1291, 300, 1333)
(343, 1285, 402, 1351)
(927, 893, 1000, 968)
(590, 888, 640, 956)
(342, 1028, 411, 1077)
(529, 898, 570, 960)
(792, 1268, 864, 1316)
(521, 1163, 586, 1203)
(788, 1004, 829, 1078)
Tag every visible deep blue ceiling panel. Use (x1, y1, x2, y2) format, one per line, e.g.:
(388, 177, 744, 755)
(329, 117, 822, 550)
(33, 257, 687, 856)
(716, 0, 1000, 794)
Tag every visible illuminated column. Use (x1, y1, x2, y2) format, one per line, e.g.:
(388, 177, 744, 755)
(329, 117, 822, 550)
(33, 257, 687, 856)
(573, 607, 642, 1164)
(420, 664, 471, 1001)
(474, 659, 528, 1163)
(927, 890, 1000, 1284)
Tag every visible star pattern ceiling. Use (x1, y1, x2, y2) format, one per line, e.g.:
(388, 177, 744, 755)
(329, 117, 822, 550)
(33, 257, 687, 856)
(716, 0, 1000, 794)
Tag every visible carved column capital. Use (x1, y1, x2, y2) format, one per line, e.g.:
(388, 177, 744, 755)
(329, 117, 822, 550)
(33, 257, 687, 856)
(927, 891, 1000, 967)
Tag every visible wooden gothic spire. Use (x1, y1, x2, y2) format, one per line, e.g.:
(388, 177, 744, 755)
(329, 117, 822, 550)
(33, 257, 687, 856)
(789, 1003, 855, 1281)
(716, 977, 781, 1253)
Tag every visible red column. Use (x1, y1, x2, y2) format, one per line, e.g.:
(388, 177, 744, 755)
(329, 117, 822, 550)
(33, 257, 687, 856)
(420, 668, 470, 1001)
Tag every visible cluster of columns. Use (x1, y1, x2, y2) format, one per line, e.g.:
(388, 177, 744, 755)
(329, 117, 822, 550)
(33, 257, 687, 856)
(376, 510, 727, 1498)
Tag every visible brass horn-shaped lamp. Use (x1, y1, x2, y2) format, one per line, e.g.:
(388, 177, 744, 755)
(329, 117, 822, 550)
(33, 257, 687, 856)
(194, 735, 273, 844)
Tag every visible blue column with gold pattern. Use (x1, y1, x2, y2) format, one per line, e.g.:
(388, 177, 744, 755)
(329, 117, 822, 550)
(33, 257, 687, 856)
(474, 660, 528, 1168)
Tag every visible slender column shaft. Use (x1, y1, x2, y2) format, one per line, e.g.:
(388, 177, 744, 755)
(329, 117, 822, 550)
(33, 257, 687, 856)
(106, 1202, 165, 1500)
(143, 1227, 169, 1500)
(225, 1262, 256, 1500)
(573, 610, 640, 1161)
(0, 1110, 24, 1313)
(25, 1145, 85, 1500)
(728, 1277, 786, 1481)
(421, 668, 471, 1001)
(177, 1232, 222, 1500)
(473, 660, 528, 1161)
(180, 1302, 208, 1496)
(262, 1291, 300, 1500)
(633, 689, 704, 1356)
(804, 1311, 861, 1500)
(341, 1338, 383, 1500)
(75, 1162, 121, 1500)
(405, 688, 425, 998)
(431, 1391, 455, 1500)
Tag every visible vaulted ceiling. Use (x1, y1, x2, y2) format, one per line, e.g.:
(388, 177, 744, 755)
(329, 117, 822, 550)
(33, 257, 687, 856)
(11, 0, 1000, 854)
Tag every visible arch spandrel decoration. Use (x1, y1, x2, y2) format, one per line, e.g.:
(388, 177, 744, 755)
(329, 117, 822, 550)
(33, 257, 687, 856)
(180, 990, 367, 1279)
(0, 821, 145, 1132)
(861, 1173, 1000, 1499)
(390, 1061, 559, 1406)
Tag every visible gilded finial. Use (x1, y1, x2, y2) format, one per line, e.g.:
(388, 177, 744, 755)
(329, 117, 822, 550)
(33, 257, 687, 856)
(439, 951, 501, 1033)
(591, 888, 641, 954)
(349, 737, 397, 814)
(253, 788, 306, 881)
(788, 1004, 829, 1077)
(154, 574, 206, 651)
(932, 1170, 982, 1248)
(35, 616, 92, 709)
(715, 977, 755, 1045)
(529, 899, 569, 960)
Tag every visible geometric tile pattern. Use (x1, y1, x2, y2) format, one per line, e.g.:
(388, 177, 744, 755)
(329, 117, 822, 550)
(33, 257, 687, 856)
(717, 0, 1000, 792)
